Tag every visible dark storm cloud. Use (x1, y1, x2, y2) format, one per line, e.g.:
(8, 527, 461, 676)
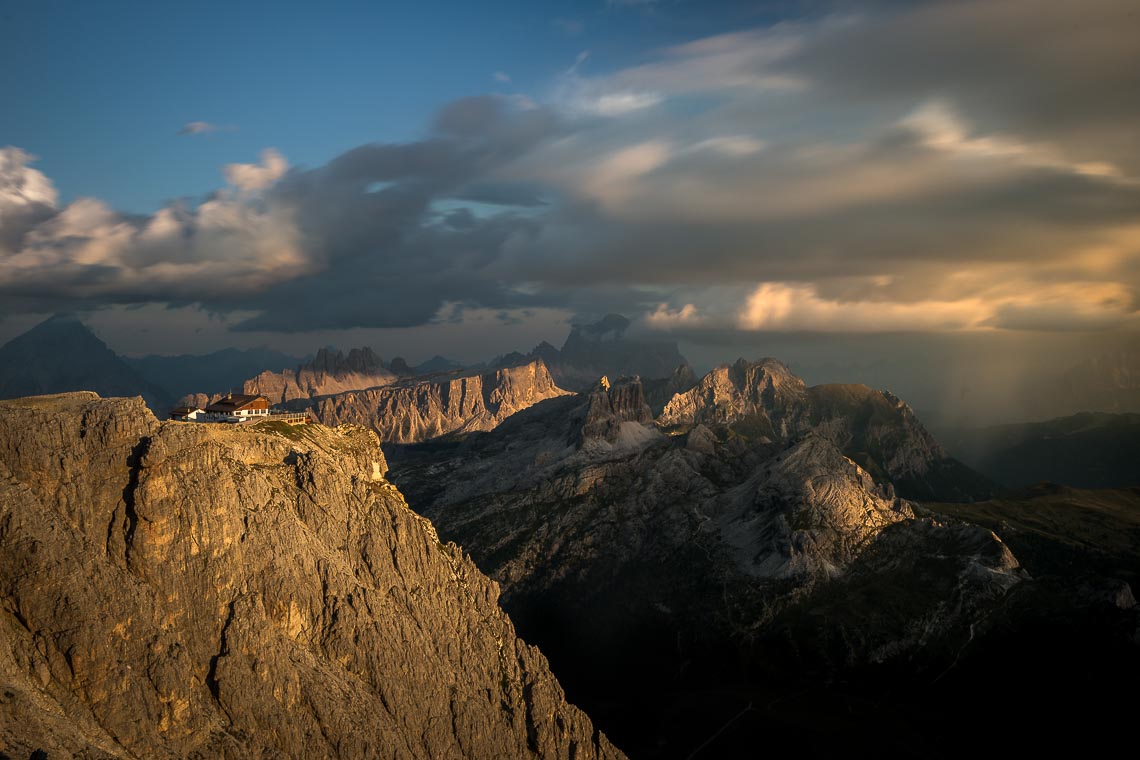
(2, 2, 1139, 335)
(778, 1, 1140, 152)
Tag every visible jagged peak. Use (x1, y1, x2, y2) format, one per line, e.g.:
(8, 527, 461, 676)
(387, 356, 413, 375)
(571, 314, 631, 342)
(301, 346, 388, 375)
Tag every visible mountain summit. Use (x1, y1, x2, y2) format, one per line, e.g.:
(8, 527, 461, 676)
(530, 314, 691, 391)
(0, 313, 172, 412)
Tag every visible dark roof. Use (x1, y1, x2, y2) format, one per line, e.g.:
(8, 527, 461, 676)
(169, 406, 202, 416)
(204, 394, 268, 413)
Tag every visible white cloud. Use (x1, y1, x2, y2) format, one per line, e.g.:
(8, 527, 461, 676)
(178, 121, 228, 136)
(0, 147, 58, 214)
(494, 71, 511, 83)
(223, 149, 289, 193)
(738, 280, 1139, 333)
(0, 147, 310, 301)
(645, 303, 703, 328)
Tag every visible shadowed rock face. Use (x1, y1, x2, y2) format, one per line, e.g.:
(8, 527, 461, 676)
(243, 346, 400, 404)
(385, 369, 1034, 756)
(309, 358, 570, 444)
(532, 315, 692, 392)
(0, 313, 173, 413)
(0, 392, 622, 760)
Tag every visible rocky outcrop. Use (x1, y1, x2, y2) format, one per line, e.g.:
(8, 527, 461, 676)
(580, 377, 655, 447)
(642, 364, 697, 415)
(243, 347, 400, 404)
(310, 359, 570, 444)
(720, 435, 914, 580)
(659, 358, 808, 437)
(0, 392, 622, 759)
(657, 358, 995, 501)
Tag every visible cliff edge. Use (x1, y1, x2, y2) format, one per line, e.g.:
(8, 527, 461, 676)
(0, 392, 621, 759)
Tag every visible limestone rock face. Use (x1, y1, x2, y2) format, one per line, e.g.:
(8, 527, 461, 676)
(390, 393, 1015, 626)
(659, 358, 808, 438)
(243, 347, 399, 404)
(386, 371, 1021, 753)
(721, 435, 914, 580)
(658, 358, 995, 501)
(310, 359, 570, 444)
(0, 392, 622, 760)
(580, 377, 654, 445)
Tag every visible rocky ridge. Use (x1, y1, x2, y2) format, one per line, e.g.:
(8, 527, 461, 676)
(307, 358, 570, 444)
(242, 347, 403, 405)
(384, 365, 1051, 755)
(0, 392, 622, 759)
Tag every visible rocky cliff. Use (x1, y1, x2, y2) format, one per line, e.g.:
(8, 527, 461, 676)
(659, 358, 995, 501)
(243, 347, 401, 404)
(0, 392, 622, 759)
(309, 359, 569, 444)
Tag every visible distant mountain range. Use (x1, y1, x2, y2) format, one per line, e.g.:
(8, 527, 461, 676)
(524, 314, 690, 391)
(125, 346, 302, 400)
(0, 314, 173, 412)
(302, 358, 570, 443)
(940, 412, 1140, 488)
(240, 346, 410, 405)
(3, 342, 1136, 756)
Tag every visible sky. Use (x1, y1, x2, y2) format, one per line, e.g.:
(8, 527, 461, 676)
(1, 0, 1138, 384)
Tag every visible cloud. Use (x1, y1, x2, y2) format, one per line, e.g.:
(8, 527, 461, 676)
(177, 121, 235, 136)
(0, 147, 309, 306)
(737, 281, 1139, 333)
(0, 147, 57, 215)
(494, 71, 511, 83)
(3, 2, 1139, 338)
(645, 303, 703, 328)
(223, 149, 289, 192)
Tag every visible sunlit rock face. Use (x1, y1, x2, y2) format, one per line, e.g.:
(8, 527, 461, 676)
(659, 357, 809, 437)
(242, 346, 401, 404)
(659, 358, 997, 502)
(308, 358, 570, 443)
(0, 392, 622, 760)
